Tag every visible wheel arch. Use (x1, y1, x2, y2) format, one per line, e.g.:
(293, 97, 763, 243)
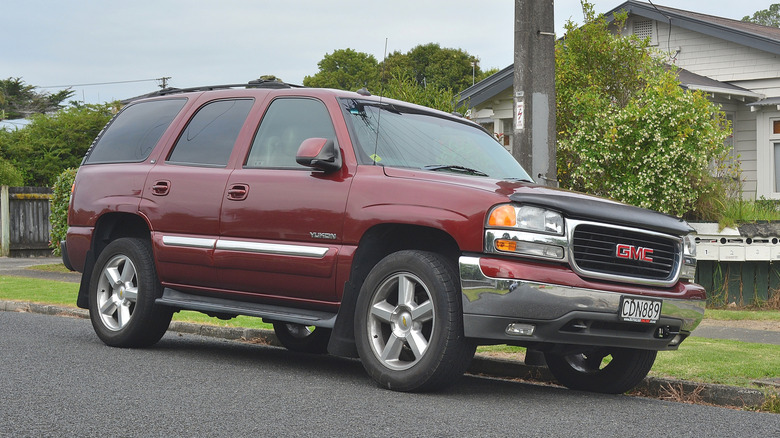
(327, 223, 461, 357)
(76, 213, 152, 309)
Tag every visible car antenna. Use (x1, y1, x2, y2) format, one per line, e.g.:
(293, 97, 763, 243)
(373, 38, 389, 166)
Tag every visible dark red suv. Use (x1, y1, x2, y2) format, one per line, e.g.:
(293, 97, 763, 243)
(62, 82, 705, 393)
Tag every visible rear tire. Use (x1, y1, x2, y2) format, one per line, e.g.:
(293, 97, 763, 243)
(273, 323, 331, 354)
(88, 238, 172, 348)
(544, 347, 656, 394)
(354, 250, 475, 392)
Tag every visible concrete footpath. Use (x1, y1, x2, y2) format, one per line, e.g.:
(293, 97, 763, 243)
(2, 256, 778, 410)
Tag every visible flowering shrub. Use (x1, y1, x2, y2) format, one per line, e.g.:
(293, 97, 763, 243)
(556, 2, 736, 218)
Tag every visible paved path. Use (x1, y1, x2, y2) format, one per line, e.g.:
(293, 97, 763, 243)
(0, 256, 81, 283)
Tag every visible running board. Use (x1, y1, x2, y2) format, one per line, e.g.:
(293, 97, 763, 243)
(156, 288, 337, 328)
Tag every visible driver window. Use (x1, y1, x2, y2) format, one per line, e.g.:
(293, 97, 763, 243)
(246, 98, 337, 168)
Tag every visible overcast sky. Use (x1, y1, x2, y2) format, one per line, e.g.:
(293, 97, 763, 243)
(3, 1, 775, 105)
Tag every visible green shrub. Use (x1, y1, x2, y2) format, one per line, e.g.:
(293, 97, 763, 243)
(49, 167, 77, 256)
(0, 158, 24, 186)
(1, 103, 113, 186)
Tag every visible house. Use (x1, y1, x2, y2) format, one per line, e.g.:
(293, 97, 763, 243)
(461, 0, 780, 200)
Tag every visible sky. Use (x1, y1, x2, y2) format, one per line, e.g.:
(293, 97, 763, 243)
(3, 0, 776, 106)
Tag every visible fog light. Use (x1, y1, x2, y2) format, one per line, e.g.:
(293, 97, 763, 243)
(680, 261, 696, 281)
(668, 334, 683, 346)
(506, 323, 535, 336)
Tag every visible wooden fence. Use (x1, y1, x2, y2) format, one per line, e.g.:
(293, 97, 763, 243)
(0, 186, 53, 257)
(696, 260, 780, 307)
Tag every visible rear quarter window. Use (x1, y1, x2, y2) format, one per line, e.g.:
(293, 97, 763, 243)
(84, 98, 187, 164)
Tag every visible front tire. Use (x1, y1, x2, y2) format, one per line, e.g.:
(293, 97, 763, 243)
(355, 250, 475, 392)
(544, 347, 656, 394)
(273, 323, 331, 354)
(88, 238, 172, 348)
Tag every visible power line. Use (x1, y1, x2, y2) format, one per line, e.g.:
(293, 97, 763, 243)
(38, 78, 163, 89)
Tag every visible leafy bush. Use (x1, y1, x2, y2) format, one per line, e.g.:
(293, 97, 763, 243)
(49, 167, 77, 256)
(0, 157, 24, 186)
(556, 3, 736, 218)
(0, 103, 113, 186)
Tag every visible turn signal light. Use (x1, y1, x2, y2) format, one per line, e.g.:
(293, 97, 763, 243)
(495, 239, 517, 252)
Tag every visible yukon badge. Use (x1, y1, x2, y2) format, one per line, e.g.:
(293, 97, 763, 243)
(615, 243, 654, 263)
(310, 232, 337, 240)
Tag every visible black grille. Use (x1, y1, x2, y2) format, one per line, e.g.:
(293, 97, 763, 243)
(572, 224, 679, 282)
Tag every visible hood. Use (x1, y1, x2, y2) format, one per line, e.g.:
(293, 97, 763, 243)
(382, 167, 693, 236)
(509, 185, 693, 236)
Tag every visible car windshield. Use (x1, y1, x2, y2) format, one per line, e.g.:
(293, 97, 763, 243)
(341, 99, 533, 181)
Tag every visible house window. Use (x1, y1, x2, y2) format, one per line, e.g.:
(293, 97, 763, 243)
(770, 118, 780, 194)
(773, 120, 780, 134)
(776, 143, 780, 192)
(725, 112, 735, 159)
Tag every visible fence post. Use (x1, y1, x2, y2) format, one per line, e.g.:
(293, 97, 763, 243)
(1, 185, 9, 256)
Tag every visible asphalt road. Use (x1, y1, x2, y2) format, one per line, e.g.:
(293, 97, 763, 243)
(1, 312, 778, 437)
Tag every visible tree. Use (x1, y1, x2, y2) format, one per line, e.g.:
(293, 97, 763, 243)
(383, 43, 483, 92)
(303, 48, 380, 91)
(556, 2, 735, 219)
(381, 71, 469, 114)
(0, 103, 114, 186)
(742, 4, 780, 27)
(0, 77, 74, 120)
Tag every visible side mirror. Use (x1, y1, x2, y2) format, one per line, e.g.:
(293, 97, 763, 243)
(296, 138, 342, 172)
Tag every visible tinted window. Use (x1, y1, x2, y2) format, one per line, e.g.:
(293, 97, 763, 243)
(245, 98, 336, 168)
(167, 99, 254, 167)
(85, 99, 187, 164)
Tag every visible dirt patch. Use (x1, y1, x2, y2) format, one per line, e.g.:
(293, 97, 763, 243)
(697, 319, 780, 332)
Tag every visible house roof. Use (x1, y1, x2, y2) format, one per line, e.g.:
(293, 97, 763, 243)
(606, 1, 780, 55)
(459, 65, 513, 107)
(673, 68, 760, 99)
(459, 1, 772, 107)
(459, 63, 759, 107)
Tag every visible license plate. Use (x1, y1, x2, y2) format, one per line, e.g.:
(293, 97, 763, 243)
(619, 296, 662, 323)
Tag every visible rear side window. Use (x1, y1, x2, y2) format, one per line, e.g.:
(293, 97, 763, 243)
(167, 99, 254, 167)
(85, 99, 187, 164)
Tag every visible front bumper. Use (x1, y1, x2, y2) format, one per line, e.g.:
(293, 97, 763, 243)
(459, 256, 706, 351)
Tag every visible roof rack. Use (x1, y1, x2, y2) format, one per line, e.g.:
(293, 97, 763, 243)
(128, 79, 303, 101)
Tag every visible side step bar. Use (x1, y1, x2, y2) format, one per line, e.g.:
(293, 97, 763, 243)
(156, 288, 337, 328)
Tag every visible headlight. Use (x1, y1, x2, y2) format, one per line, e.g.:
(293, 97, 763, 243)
(680, 234, 697, 280)
(683, 234, 696, 257)
(488, 204, 564, 235)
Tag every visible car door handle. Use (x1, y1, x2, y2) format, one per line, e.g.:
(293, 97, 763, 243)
(227, 184, 249, 201)
(152, 180, 170, 196)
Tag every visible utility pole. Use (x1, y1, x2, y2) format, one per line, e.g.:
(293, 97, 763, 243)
(158, 77, 172, 89)
(513, 0, 557, 187)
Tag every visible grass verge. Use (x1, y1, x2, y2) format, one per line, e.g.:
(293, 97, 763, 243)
(0, 275, 273, 329)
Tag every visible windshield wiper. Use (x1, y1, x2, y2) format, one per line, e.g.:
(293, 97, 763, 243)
(503, 177, 535, 183)
(423, 165, 489, 177)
